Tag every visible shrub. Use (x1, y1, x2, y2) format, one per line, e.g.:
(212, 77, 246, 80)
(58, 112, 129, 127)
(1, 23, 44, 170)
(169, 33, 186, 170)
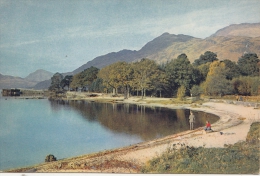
(177, 85, 186, 100)
(190, 85, 203, 97)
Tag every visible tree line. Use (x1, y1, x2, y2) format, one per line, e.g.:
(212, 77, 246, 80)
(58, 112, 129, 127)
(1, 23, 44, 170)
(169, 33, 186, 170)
(49, 51, 260, 98)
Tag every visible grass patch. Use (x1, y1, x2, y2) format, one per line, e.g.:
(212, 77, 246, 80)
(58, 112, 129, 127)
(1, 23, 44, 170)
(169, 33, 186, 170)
(142, 122, 260, 174)
(144, 99, 174, 105)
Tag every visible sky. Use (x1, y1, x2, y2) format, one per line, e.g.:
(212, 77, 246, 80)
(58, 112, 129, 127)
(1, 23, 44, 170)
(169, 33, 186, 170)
(0, 0, 260, 78)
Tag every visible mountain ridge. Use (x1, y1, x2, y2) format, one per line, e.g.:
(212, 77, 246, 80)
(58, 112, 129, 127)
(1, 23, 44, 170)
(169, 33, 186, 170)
(0, 69, 53, 90)
(0, 73, 37, 89)
(25, 69, 54, 82)
(1, 23, 260, 90)
(72, 33, 196, 74)
(211, 23, 260, 37)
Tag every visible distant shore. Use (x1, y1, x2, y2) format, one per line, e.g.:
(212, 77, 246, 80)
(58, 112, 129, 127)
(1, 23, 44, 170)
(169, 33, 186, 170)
(6, 94, 260, 173)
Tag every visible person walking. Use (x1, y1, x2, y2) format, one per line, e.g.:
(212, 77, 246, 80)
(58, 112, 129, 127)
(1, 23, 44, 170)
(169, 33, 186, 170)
(189, 111, 195, 130)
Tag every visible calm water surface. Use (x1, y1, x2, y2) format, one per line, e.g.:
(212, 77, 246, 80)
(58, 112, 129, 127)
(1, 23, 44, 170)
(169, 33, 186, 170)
(0, 97, 218, 170)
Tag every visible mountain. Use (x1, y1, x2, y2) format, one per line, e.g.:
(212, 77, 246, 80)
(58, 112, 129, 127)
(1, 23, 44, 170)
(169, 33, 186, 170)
(25, 69, 53, 82)
(148, 36, 260, 63)
(0, 74, 37, 89)
(34, 22, 260, 90)
(73, 49, 138, 74)
(73, 23, 260, 74)
(72, 33, 196, 74)
(0, 69, 53, 89)
(211, 23, 260, 37)
(33, 79, 52, 90)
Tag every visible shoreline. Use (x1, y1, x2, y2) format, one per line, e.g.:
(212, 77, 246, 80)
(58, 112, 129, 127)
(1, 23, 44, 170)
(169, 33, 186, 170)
(6, 95, 260, 173)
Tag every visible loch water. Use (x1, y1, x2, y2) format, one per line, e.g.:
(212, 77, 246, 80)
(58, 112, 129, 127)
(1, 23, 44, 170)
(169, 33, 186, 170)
(0, 97, 219, 170)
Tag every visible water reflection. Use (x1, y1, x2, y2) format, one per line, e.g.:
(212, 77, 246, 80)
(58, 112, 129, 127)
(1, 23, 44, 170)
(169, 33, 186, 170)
(50, 100, 219, 141)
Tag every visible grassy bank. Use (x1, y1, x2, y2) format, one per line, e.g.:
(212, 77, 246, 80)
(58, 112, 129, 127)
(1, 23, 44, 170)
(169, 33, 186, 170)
(142, 122, 260, 174)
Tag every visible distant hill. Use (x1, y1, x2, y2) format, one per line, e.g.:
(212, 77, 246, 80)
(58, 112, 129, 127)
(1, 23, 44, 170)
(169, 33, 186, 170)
(73, 23, 260, 74)
(34, 22, 260, 90)
(211, 23, 260, 37)
(25, 69, 53, 82)
(0, 69, 53, 89)
(72, 33, 196, 74)
(33, 79, 52, 90)
(73, 49, 138, 74)
(148, 36, 260, 63)
(0, 74, 37, 89)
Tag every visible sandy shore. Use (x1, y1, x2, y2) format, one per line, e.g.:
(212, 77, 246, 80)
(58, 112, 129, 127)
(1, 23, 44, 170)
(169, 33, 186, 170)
(7, 96, 260, 173)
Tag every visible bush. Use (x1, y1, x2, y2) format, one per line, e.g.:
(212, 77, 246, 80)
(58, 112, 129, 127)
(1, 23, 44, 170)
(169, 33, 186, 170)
(232, 76, 260, 96)
(177, 85, 186, 100)
(190, 85, 203, 97)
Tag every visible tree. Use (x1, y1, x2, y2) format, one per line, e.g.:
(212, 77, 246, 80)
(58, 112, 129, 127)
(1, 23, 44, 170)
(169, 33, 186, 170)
(190, 85, 203, 97)
(202, 61, 233, 96)
(165, 53, 200, 96)
(89, 78, 104, 93)
(98, 62, 132, 95)
(193, 51, 218, 66)
(98, 64, 117, 94)
(222, 59, 241, 80)
(70, 73, 81, 90)
(132, 58, 159, 99)
(197, 62, 211, 82)
(70, 66, 99, 91)
(151, 67, 168, 97)
(232, 76, 260, 96)
(109, 61, 133, 99)
(48, 73, 64, 91)
(177, 85, 186, 100)
(60, 75, 73, 90)
(237, 53, 259, 76)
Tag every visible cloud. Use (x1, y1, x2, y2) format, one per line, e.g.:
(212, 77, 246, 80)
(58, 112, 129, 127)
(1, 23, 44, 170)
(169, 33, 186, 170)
(1, 0, 260, 77)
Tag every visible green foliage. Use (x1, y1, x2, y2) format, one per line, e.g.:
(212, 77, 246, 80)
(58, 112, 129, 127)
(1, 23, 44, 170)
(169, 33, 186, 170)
(48, 72, 64, 91)
(132, 58, 160, 98)
(193, 51, 218, 66)
(177, 85, 186, 100)
(142, 122, 260, 174)
(203, 75, 233, 96)
(70, 73, 80, 89)
(190, 85, 203, 97)
(246, 122, 260, 144)
(60, 75, 73, 90)
(111, 61, 133, 98)
(70, 66, 99, 91)
(89, 78, 104, 93)
(166, 54, 200, 96)
(196, 62, 211, 82)
(222, 59, 241, 80)
(98, 61, 133, 96)
(237, 53, 259, 77)
(202, 61, 233, 96)
(89, 51, 258, 98)
(232, 76, 260, 96)
(98, 64, 116, 93)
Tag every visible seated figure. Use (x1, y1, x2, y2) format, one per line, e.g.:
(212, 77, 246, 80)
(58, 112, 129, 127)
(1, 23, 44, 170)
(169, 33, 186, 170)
(204, 121, 211, 131)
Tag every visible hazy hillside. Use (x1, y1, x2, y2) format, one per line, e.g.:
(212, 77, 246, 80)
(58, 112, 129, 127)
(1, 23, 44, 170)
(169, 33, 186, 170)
(73, 49, 138, 74)
(72, 33, 196, 74)
(25, 69, 53, 82)
(0, 69, 53, 89)
(211, 23, 260, 37)
(0, 74, 37, 89)
(73, 23, 260, 74)
(34, 22, 260, 90)
(149, 36, 260, 63)
(33, 79, 52, 90)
